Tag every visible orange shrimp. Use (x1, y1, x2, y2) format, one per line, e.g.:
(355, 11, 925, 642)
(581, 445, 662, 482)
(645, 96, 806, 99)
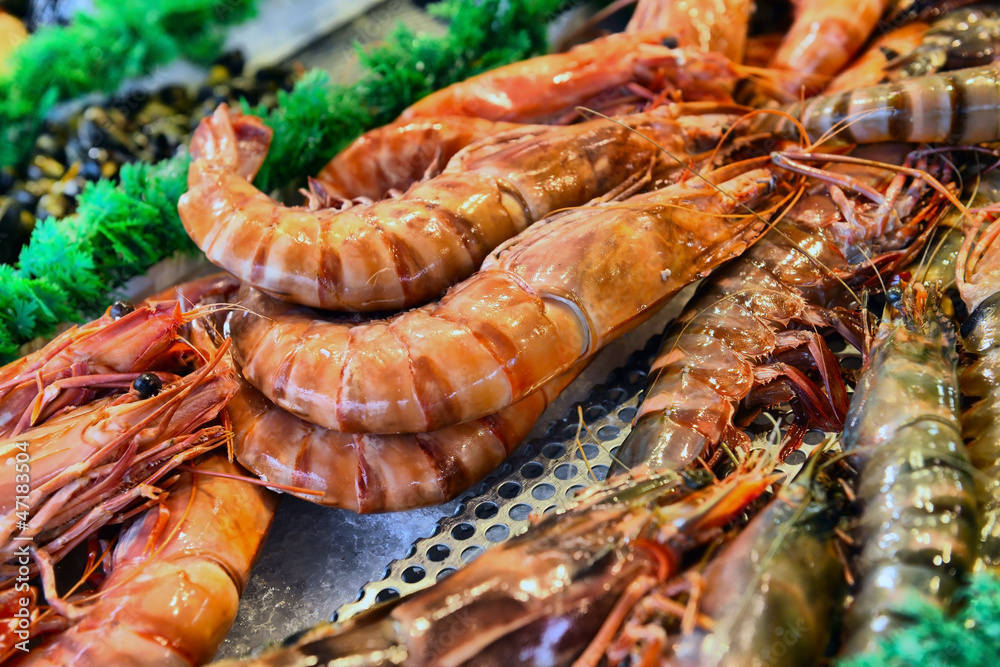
(10, 455, 277, 667)
(314, 116, 520, 201)
(230, 364, 583, 513)
(826, 20, 931, 92)
(0, 300, 201, 439)
(399, 31, 741, 123)
(625, 0, 754, 63)
(229, 155, 787, 434)
(0, 343, 238, 590)
(768, 0, 894, 97)
(180, 104, 739, 312)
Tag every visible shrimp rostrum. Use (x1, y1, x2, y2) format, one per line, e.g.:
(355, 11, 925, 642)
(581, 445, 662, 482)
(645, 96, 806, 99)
(213, 455, 780, 667)
(180, 103, 743, 312)
(230, 153, 789, 434)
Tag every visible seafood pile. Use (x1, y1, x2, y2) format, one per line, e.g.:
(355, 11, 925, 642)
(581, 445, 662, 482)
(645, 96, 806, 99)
(12, 0, 1000, 665)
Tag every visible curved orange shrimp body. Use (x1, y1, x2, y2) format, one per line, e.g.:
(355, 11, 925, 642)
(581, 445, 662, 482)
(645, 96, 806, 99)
(399, 32, 739, 123)
(230, 157, 784, 434)
(12, 455, 277, 667)
(181, 104, 738, 312)
(315, 116, 519, 200)
(626, 0, 753, 63)
(230, 364, 582, 513)
(0, 301, 195, 439)
(769, 0, 893, 96)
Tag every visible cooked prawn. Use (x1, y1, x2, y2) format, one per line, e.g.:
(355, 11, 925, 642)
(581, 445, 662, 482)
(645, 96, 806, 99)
(399, 31, 741, 123)
(229, 155, 786, 434)
(10, 455, 277, 667)
(180, 104, 740, 312)
(768, 0, 894, 97)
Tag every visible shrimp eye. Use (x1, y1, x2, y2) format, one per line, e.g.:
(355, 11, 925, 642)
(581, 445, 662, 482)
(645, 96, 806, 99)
(132, 372, 162, 398)
(661, 35, 679, 49)
(886, 285, 904, 307)
(110, 300, 135, 319)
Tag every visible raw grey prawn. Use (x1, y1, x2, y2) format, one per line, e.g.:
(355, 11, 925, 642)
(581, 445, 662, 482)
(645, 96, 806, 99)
(766, 63, 1000, 145)
(211, 454, 780, 666)
(953, 198, 1000, 568)
(615, 144, 953, 473)
(588, 452, 850, 667)
(0, 299, 206, 439)
(180, 103, 740, 311)
(229, 155, 787, 434)
(829, 3, 1000, 91)
(0, 340, 238, 595)
(10, 455, 277, 667)
(840, 282, 978, 656)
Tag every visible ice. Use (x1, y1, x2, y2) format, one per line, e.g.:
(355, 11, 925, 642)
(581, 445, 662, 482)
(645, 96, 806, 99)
(216, 496, 460, 660)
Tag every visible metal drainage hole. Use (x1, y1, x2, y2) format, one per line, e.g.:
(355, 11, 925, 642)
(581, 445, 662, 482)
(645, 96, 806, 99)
(597, 425, 621, 441)
(543, 443, 567, 459)
(451, 523, 475, 540)
(591, 464, 609, 481)
(563, 423, 583, 439)
(532, 483, 556, 500)
(575, 444, 600, 460)
(375, 588, 400, 604)
(427, 544, 451, 561)
(498, 481, 522, 499)
(485, 524, 510, 542)
(521, 461, 545, 478)
(584, 405, 607, 421)
(475, 501, 499, 520)
(461, 545, 485, 563)
(607, 387, 627, 403)
(784, 450, 807, 465)
(401, 565, 426, 584)
(804, 430, 826, 445)
(554, 463, 578, 480)
(628, 370, 646, 385)
(509, 503, 533, 521)
(437, 567, 457, 582)
(354, 587, 365, 602)
(609, 446, 620, 458)
(566, 484, 586, 499)
(618, 406, 637, 422)
(543, 505, 558, 515)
